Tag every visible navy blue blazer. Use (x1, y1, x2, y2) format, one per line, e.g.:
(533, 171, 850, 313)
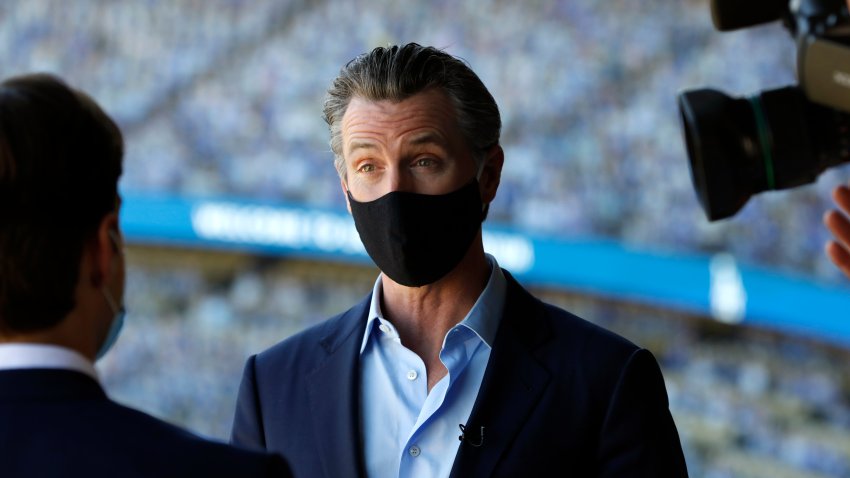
(0, 368, 291, 478)
(232, 271, 688, 477)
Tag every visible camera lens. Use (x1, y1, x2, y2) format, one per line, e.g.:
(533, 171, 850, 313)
(709, 0, 786, 31)
(678, 86, 850, 221)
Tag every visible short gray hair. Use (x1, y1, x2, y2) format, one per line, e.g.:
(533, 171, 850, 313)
(323, 43, 501, 179)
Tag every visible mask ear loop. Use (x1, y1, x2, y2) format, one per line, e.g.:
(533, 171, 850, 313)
(342, 174, 356, 201)
(101, 286, 121, 316)
(101, 229, 125, 315)
(474, 156, 490, 217)
(344, 184, 357, 203)
(475, 156, 487, 181)
(107, 229, 122, 254)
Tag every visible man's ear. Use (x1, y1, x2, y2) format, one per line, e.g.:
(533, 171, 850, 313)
(340, 177, 352, 214)
(480, 145, 504, 204)
(89, 212, 121, 288)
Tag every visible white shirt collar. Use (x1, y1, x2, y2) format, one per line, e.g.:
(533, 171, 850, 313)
(360, 254, 506, 354)
(0, 343, 99, 381)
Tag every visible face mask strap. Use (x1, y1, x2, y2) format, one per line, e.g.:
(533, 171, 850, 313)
(96, 288, 126, 361)
(344, 186, 359, 204)
(107, 229, 122, 254)
(101, 287, 121, 316)
(101, 228, 125, 316)
(475, 157, 487, 181)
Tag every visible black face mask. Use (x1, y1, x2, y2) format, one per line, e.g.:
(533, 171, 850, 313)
(347, 179, 484, 287)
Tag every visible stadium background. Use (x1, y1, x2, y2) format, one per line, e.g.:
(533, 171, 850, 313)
(4, 0, 850, 476)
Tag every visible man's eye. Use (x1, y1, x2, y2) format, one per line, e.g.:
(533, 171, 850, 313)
(358, 164, 375, 173)
(415, 158, 435, 167)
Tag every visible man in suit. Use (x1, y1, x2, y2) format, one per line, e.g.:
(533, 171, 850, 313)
(0, 74, 291, 478)
(231, 43, 688, 477)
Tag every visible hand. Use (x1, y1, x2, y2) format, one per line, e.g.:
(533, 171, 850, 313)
(825, 182, 850, 279)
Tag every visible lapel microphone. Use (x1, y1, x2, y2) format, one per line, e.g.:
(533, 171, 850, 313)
(458, 424, 484, 447)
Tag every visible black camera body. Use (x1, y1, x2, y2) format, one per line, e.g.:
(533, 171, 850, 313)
(678, 0, 850, 221)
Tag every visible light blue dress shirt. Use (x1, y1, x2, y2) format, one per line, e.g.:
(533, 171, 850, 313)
(359, 254, 506, 478)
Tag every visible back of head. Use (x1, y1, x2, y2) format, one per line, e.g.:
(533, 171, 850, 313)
(0, 74, 123, 333)
(323, 43, 502, 178)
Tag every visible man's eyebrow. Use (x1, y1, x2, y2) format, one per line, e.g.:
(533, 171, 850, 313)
(408, 132, 447, 147)
(347, 133, 447, 154)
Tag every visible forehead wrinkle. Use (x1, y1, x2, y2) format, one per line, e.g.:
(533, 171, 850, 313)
(344, 122, 447, 154)
(341, 92, 459, 159)
(408, 131, 448, 148)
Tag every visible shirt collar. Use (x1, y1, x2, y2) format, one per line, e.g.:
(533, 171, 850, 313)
(359, 276, 391, 354)
(0, 343, 99, 381)
(458, 254, 505, 347)
(359, 254, 506, 354)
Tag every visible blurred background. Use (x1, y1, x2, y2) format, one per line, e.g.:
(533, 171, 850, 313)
(3, 0, 850, 476)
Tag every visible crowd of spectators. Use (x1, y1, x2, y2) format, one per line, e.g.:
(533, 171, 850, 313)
(4, 1, 850, 476)
(1, 0, 845, 280)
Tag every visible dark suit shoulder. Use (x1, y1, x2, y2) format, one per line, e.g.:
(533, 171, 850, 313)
(0, 370, 290, 477)
(540, 300, 641, 357)
(254, 293, 369, 376)
(503, 271, 641, 356)
(535, 300, 660, 396)
(79, 399, 289, 476)
(232, 295, 367, 475)
(502, 272, 651, 391)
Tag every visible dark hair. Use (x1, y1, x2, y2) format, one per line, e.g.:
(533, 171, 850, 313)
(0, 74, 123, 332)
(323, 43, 501, 179)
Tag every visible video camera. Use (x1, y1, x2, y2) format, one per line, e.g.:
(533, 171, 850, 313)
(678, 0, 850, 221)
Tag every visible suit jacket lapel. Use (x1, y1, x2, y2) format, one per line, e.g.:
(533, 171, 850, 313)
(306, 296, 370, 478)
(450, 272, 552, 478)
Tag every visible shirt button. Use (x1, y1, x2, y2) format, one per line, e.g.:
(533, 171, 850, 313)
(378, 324, 390, 334)
(407, 370, 418, 381)
(409, 445, 421, 457)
